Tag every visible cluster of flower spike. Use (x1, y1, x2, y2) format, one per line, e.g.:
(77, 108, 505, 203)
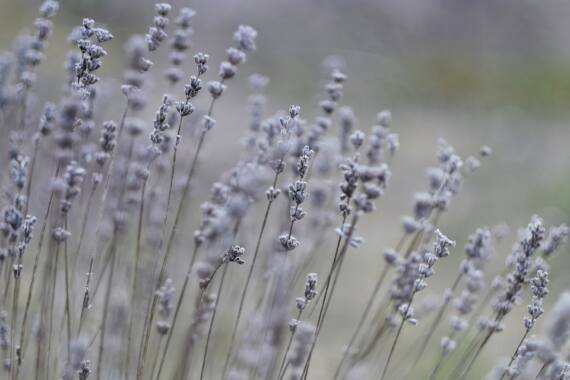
(0, 2, 569, 380)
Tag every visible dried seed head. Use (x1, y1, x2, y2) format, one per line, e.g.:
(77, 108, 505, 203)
(304, 273, 318, 301)
(224, 245, 246, 264)
(233, 25, 257, 52)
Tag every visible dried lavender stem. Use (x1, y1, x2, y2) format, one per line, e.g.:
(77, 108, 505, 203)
(199, 264, 229, 380)
(277, 309, 303, 380)
(301, 213, 360, 380)
(447, 332, 486, 380)
(125, 177, 148, 380)
(332, 264, 391, 380)
(46, 222, 62, 379)
(63, 215, 72, 362)
(91, 103, 129, 274)
(458, 312, 504, 380)
(334, 233, 407, 376)
(95, 231, 118, 380)
(76, 257, 94, 337)
(164, 113, 185, 220)
(307, 217, 346, 318)
(458, 328, 495, 380)
(23, 137, 39, 216)
(153, 244, 200, 380)
(534, 362, 550, 380)
(498, 328, 531, 380)
(31, 178, 58, 380)
(378, 282, 421, 380)
(221, 167, 282, 377)
(138, 94, 215, 379)
(69, 179, 98, 282)
(90, 243, 113, 300)
(10, 240, 21, 380)
(177, 264, 224, 380)
(425, 329, 459, 380)
(91, 134, 137, 301)
(406, 271, 464, 376)
(17, 89, 29, 131)
(446, 271, 507, 377)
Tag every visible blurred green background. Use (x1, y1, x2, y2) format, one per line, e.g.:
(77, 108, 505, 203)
(1, 0, 569, 377)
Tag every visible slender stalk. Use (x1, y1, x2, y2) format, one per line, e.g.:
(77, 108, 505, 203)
(534, 362, 550, 380)
(95, 231, 118, 380)
(277, 309, 303, 380)
(91, 104, 129, 275)
(153, 243, 200, 379)
(32, 179, 59, 380)
(332, 264, 390, 380)
(164, 111, 185, 220)
(18, 165, 58, 362)
(23, 137, 39, 216)
(426, 354, 444, 380)
(76, 258, 94, 337)
(378, 288, 419, 380)
(457, 312, 504, 380)
(17, 89, 29, 132)
(221, 168, 282, 377)
(63, 216, 72, 361)
(498, 329, 530, 380)
(445, 279, 504, 378)
(447, 332, 485, 380)
(10, 245, 21, 380)
(176, 264, 223, 380)
(199, 264, 229, 380)
(46, 224, 61, 380)
(425, 330, 458, 380)
(69, 179, 98, 281)
(301, 213, 360, 380)
(307, 217, 346, 319)
(138, 127, 207, 380)
(125, 177, 148, 380)
(457, 331, 493, 380)
(405, 271, 464, 377)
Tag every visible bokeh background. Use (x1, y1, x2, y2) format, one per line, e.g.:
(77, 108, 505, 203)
(1, 0, 569, 378)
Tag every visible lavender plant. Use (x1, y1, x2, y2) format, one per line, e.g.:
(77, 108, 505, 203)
(0, 2, 568, 380)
